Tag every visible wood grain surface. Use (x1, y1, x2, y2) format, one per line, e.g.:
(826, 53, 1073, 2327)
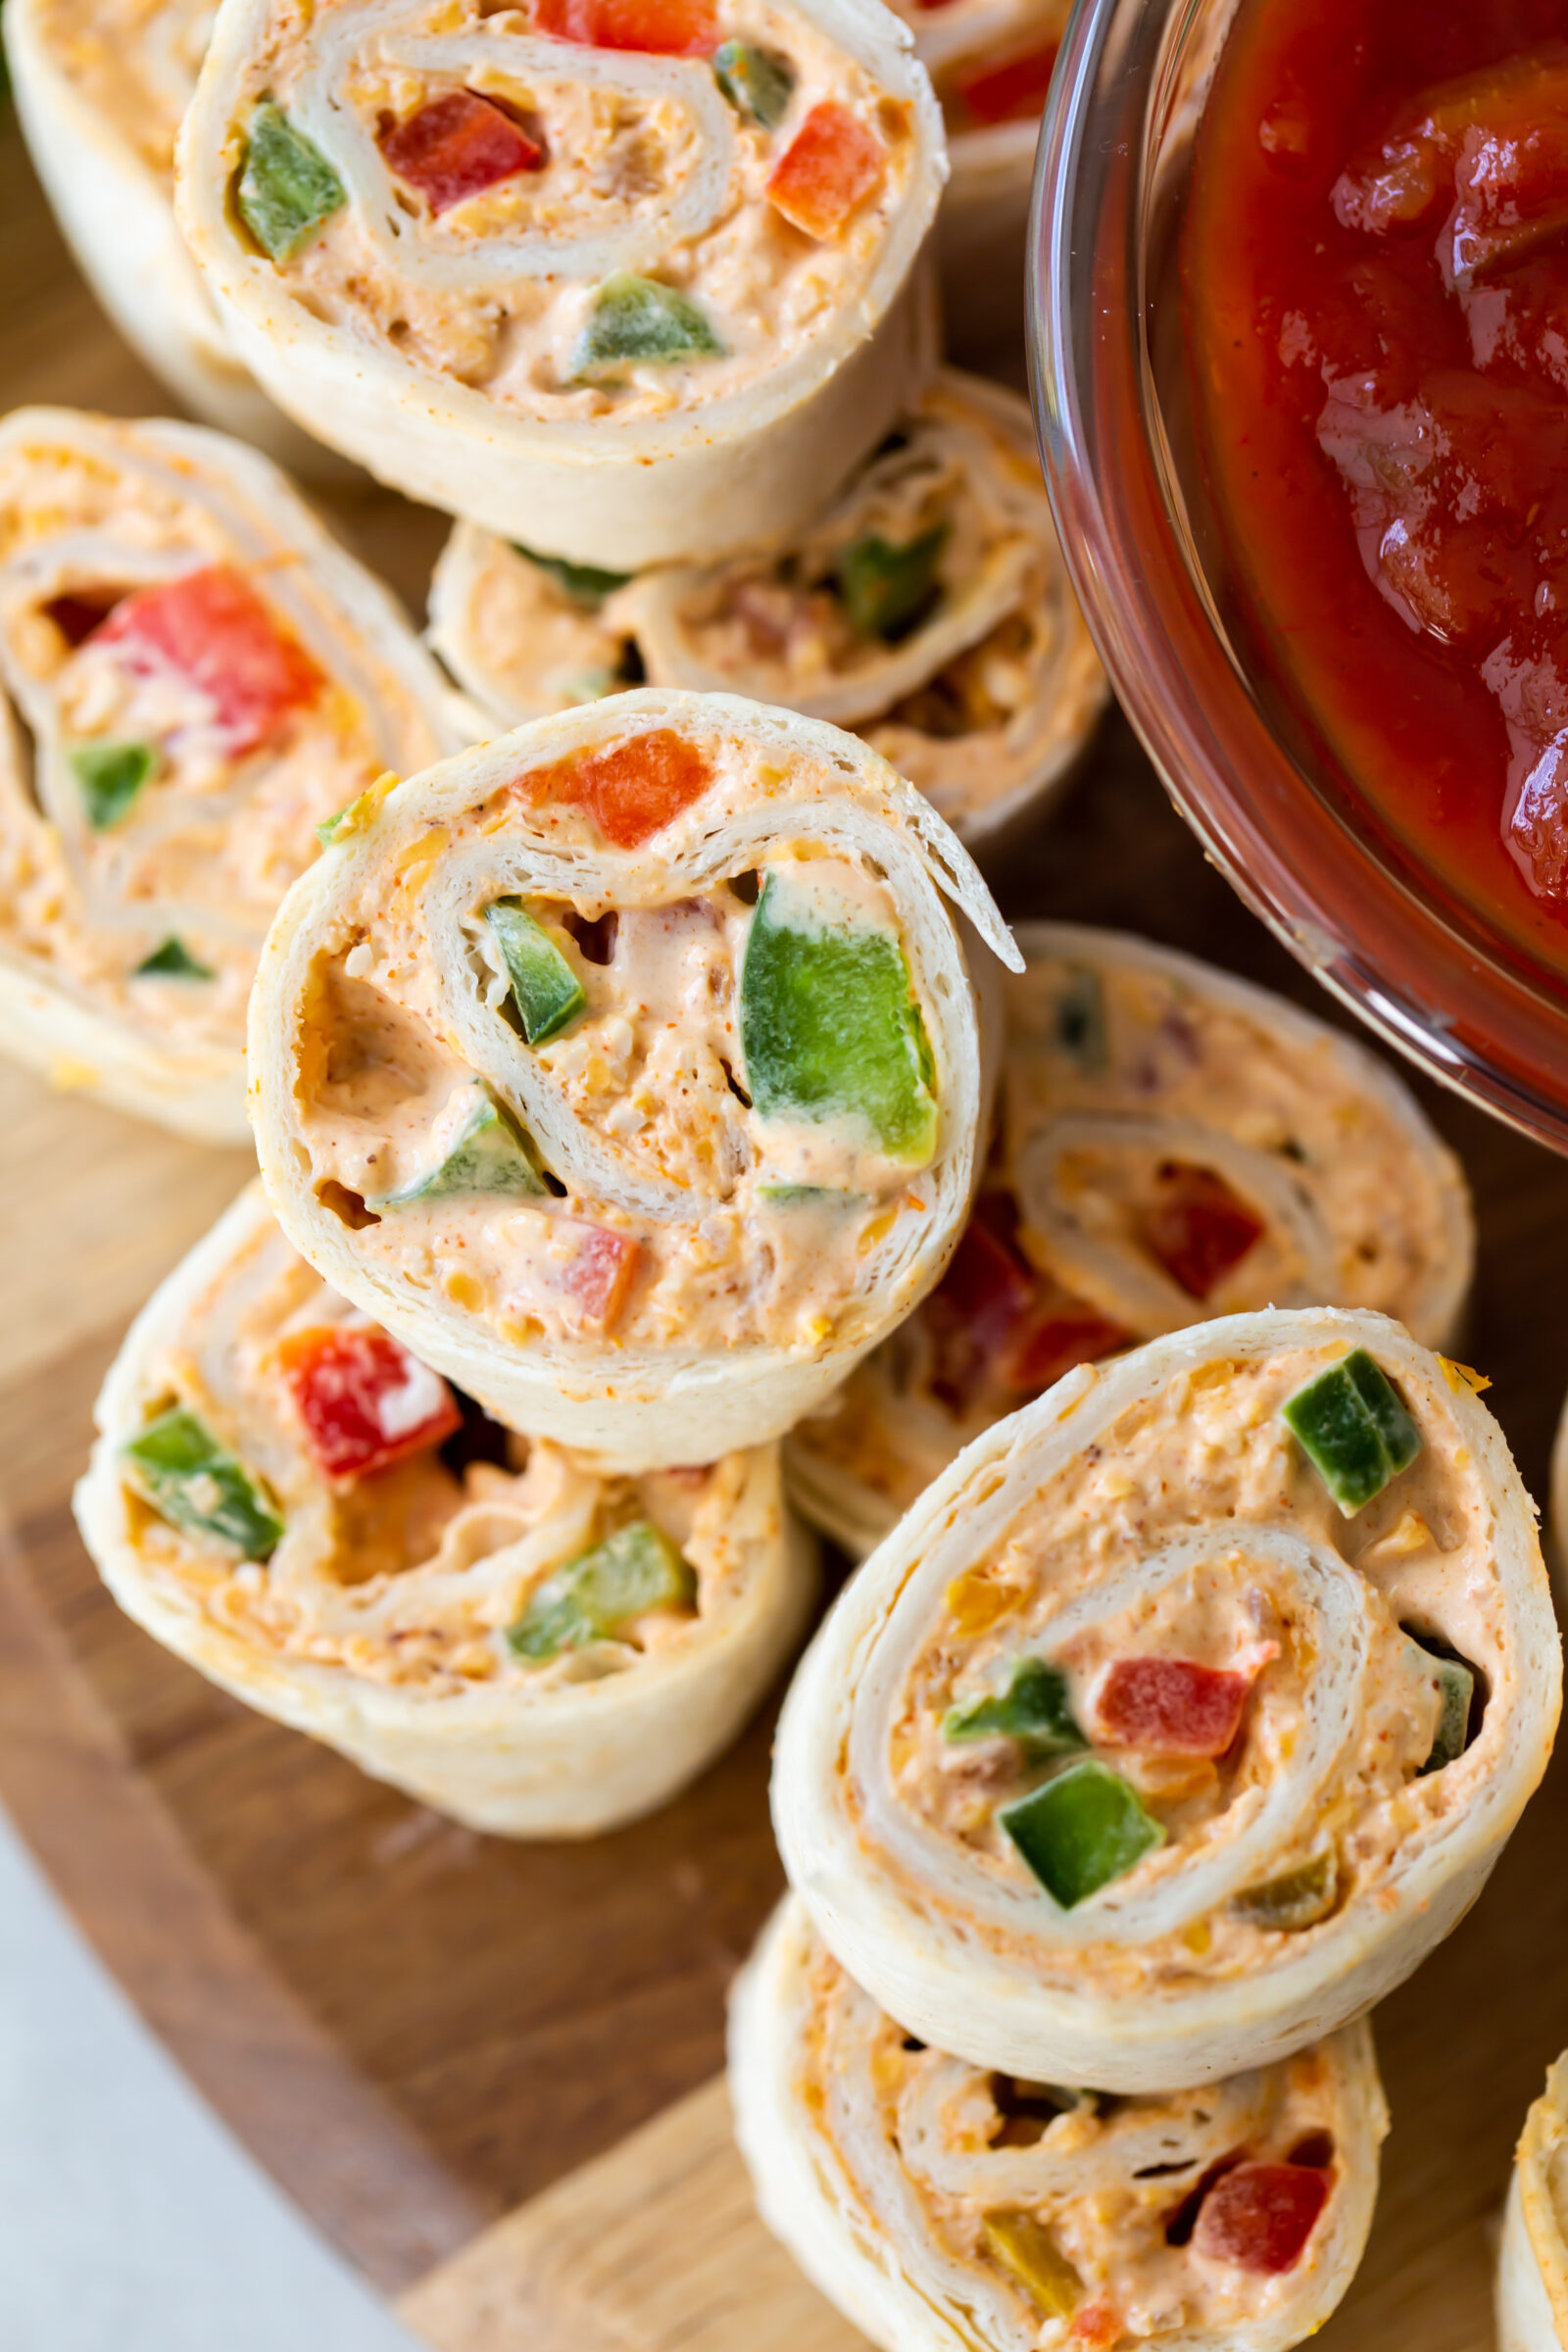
(2, 90, 1567, 2352)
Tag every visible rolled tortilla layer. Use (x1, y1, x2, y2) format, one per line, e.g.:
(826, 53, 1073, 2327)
(774, 1307, 1559, 2090)
(4, 0, 327, 462)
(427, 372, 1106, 848)
(883, 0, 1067, 350)
(75, 1182, 817, 1837)
(0, 407, 465, 1141)
(1498, 2057, 1568, 2352)
(731, 1894, 1388, 2352)
(789, 923, 1476, 1559)
(249, 687, 1015, 1468)
(175, 0, 946, 567)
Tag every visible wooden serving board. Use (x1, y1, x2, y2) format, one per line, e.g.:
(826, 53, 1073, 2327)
(4, 100, 1568, 2352)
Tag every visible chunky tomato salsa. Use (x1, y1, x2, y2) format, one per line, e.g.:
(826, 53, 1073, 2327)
(1184, 0, 1568, 975)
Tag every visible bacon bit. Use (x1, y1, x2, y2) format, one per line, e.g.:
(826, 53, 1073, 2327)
(276, 1326, 462, 1480)
(923, 1196, 1129, 1414)
(952, 37, 1060, 128)
(1096, 1657, 1254, 1756)
(533, 0, 717, 54)
(379, 90, 544, 214)
(1192, 2163, 1330, 2274)
(514, 730, 713, 849)
(767, 103, 885, 240)
(1070, 2299, 1122, 2348)
(1139, 1160, 1264, 1299)
(96, 564, 322, 755)
(561, 1221, 640, 1328)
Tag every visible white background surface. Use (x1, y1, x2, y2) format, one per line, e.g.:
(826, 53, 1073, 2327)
(0, 1807, 416, 2351)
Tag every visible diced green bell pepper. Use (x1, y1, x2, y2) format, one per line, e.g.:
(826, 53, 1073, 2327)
(1054, 964, 1107, 1070)
(571, 274, 724, 381)
(999, 1758, 1165, 1908)
(1405, 1629, 1476, 1775)
(123, 1405, 283, 1560)
(72, 740, 156, 829)
(943, 1657, 1086, 1757)
(485, 898, 587, 1046)
(834, 522, 949, 642)
(373, 1087, 546, 1207)
(980, 2211, 1082, 2319)
(739, 867, 938, 1162)
(507, 1518, 695, 1658)
(1282, 1347, 1424, 1515)
(237, 100, 347, 262)
(755, 1183, 861, 1206)
(134, 936, 216, 979)
(1229, 1849, 1339, 1932)
(514, 544, 633, 611)
(712, 40, 796, 126)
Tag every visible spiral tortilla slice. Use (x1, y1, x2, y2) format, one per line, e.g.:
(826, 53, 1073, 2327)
(789, 923, 1475, 1560)
(74, 1182, 817, 1836)
(883, 0, 1067, 350)
(0, 407, 465, 1141)
(3, 0, 328, 461)
(175, 0, 946, 568)
(249, 687, 1015, 1469)
(427, 372, 1106, 848)
(1498, 2057, 1568, 2352)
(774, 1307, 1558, 2090)
(731, 1895, 1387, 2352)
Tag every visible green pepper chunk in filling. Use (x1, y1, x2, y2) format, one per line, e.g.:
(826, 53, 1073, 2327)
(238, 100, 347, 262)
(72, 740, 156, 829)
(514, 544, 633, 611)
(712, 39, 796, 126)
(980, 2211, 1083, 2319)
(373, 1086, 547, 1207)
(507, 1519, 696, 1659)
(834, 522, 949, 642)
(135, 936, 216, 979)
(739, 867, 938, 1163)
(1282, 1348, 1424, 1515)
(1405, 1628, 1477, 1776)
(755, 1183, 862, 1207)
(1229, 1849, 1339, 1932)
(1053, 964, 1107, 1070)
(485, 898, 587, 1046)
(999, 1758, 1165, 1909)
(123, 1406, 283, 1560)
(571, 274, 725, 381)
(944, 1657, 1087, 1757)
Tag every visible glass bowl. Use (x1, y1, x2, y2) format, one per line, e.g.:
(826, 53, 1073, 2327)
(1027, 0, 1568, 1152)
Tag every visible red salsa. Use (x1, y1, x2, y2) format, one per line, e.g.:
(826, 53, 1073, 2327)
(1184, 0, 1568, 973)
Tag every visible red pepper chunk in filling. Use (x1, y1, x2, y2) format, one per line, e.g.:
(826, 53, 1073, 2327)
(1139, 1161, 1264, 1300)
(95, 565, 322, 756)
(1096, 1657, 1253, 1756)
(532, 0, 717, 54)
(924, 1197, 1129, 1414)
(514, 729, 713, 848)
(276, 1327, 463, 1480)
(379, 90, 544, 214)
(1192, 2163, 1330, 2275)
(560, 1221, 640, 1328)
(951, 39, 1059, 129)
(767, 104, 885, 241)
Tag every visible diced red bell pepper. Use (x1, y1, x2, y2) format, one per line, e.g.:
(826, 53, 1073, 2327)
(1139, 1160, 1264, 1299)
(767, 103, 885, 241)
(952, 38, 1059, 129)
(560, 1220, 640, 1329)
(276, 1326, 463, 1480)
(1002, 1293, 1131, 1395)
(515, 729, 713, 849)
(379, 90, 544, 214)
(1192, 2163, 1330, 2274)
(532, 0, 717, 55)
(924, 1194, 1128, 1413)
(95, 564, 322, 756)
(1096, 1657, 1253, 1756)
